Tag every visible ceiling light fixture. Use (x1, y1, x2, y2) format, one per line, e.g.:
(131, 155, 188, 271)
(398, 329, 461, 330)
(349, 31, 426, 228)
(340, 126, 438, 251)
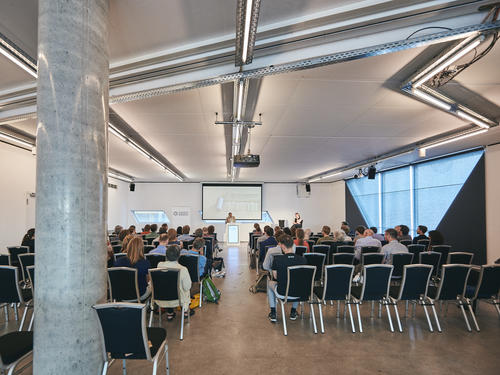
(235, 0, 261, 66)
(0, 44, 37, 78)
(420, 129, 488, 151)
(108, 171, 133, 183)
(412, 89, 452, 111)
(456, 110, 490, 129)
(0, 131, 35, 149)
(108, 124, 127, 141)
(236, 80, 244, 121)
(309, 172, 342, 183)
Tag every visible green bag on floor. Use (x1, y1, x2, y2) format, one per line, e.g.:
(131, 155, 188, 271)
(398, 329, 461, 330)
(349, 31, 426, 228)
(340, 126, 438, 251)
(202, 275, 221, 303)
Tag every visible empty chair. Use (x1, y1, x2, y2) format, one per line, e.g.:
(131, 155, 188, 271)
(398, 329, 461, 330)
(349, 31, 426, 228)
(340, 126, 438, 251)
(26, 266, 35, 331)
(417, 239, 430, 247)
(0, 255, 10, 266)
(295, 246, 307, 257)
(315, 265, 356, 333)
(400, 240, 412, 247)
(361, 246, 380, 254)
(93, 303, 169, 375)
(0, 266, 32, 330)
(0, 331, 33, 375)
(107, 267, 140, 303)
(113, 253, 127, 262)
(447, 252, 474, 265)
(112, 245, 122, 254)
(388, 265, 436, 332)
(7, 247, 29, 268)
(420, 252, 441, 278)
(312, 245, 330, 264)
(361, 253, 384, 266)
(432, 245, 451, 268)
(351, 265, 394, 332)
(407, 245, 425, 264)
(304, 253, 326, 283)
(178, 255, 203, 307)
(427, 264, 471, 332)
(274, 265, 317, 336)
(18, 254, 35, 286)
(337, 245, 355, 254)
(320, 241, 336, 263)
(391, 253, 414, 280)
(204, 238, 214, 260)
(145, 254, 166, 269)
(332, 253, 355, 265)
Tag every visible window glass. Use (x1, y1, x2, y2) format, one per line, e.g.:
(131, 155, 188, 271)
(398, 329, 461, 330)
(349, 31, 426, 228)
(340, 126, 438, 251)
(382, 167, 411, 231)
(346, 174, 380, 228)
(131, 210, 170, 224)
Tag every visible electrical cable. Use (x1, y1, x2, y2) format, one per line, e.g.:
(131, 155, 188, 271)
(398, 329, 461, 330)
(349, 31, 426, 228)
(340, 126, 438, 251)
(405, 26, 452, 40)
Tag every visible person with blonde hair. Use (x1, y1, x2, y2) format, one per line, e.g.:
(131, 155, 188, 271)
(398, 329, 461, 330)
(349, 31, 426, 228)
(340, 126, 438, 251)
(304, 228, 312, 240)
(121, 234, 135, 253)
(114, 236, 151, 300)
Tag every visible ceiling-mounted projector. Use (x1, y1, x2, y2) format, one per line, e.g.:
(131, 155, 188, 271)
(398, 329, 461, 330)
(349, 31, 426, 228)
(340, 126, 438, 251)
(234, 154, 260, 168)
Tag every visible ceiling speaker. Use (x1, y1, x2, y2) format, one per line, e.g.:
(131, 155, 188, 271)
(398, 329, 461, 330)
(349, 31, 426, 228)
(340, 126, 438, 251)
(368, 166, 376, 180)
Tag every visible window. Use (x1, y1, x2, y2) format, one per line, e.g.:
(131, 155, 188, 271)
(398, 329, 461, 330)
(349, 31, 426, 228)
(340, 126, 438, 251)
(199, 210, 274, 223)
(346, 174, 380, 229)
(382, 167, 411, 232)
(131, 210, 170, 224)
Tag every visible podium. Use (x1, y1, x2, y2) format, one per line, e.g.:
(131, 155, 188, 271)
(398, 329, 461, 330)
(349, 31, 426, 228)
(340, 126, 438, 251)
(225, 224, 240, 245)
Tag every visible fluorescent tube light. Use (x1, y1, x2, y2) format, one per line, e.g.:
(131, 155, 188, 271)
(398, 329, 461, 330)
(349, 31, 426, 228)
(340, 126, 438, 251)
(456, 110, 491, 129)
(236, 80, 244, 121)
(108, 171, 133, 183)
(0, 45, 37, 78)
(242, 0, 254, 63)
(0, 131, 35, 149)
(420, 129, 488, 151)
(309, 171, 342, 183)
(414, 39, 482, 87)
(412, 89, 452, 111)
(128, 141, 150, 159)
(108, 124, 127, 141)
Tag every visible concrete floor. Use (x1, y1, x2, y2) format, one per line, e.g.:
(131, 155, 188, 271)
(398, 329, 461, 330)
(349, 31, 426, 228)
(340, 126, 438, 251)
(3, 243, 500, 374)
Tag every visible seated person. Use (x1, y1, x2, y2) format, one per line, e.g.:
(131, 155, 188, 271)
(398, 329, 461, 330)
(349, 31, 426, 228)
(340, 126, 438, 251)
(166, 228, 183, 247)
(381, 228, 408, 264)
(333, 229, 352, 243)
(353, 226, 366, 243)
(202, 227, 209, 237)
(149, 233, 168, 255)
(180, 237, 207, 277)
(157, 245, 194, 320)
(146, 224, 158, 239)
(259, 226, 278, 262)
(113, 225, 123, 236)
(412, 225, 428, 244)
(256, 225, 271, 247)
(396, 225, 412, 242)
(293, 228, 309, 252)
(118, 229, 129, 244)
(114, 237, 151, 300)
(370, 227, 385, 242)
(141, 224, 151, 236)
(354, 228, 382, 260)
(21, 228, 35, 253)
(428, 230, 444, 251)
(316, 225, 334, 244)
(253, 223, 262, 235)
(178, 225, 194, 242)
(304, 228, 312, 240)
(267, 234, 307, 322)
(341, 221, 351, 237)
(193, 228, 203, 238)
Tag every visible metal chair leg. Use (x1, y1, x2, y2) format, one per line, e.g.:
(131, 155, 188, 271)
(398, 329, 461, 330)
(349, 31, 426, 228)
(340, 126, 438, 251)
(3, 305, 8, 322)
(13, 304, 18, 321)
(101, 361, 108, 375)
(378, 302, 382, 318)
(370, 301, 374, 318)
(422, 304, 434, 332)
(355, 303, 363, 333)
(347, 303, 356, 333)
(180, 307, 185, 341)
(466, 301, 480, 332)
(152, 357, 158, 375)
(199, 281, 203, 308)
(122, 359, 126, 375)
(430, 302, 441, 332)
(336, 300, 340, 318)
(459, 302, 472, 332)
(385, 301, 394, 332)
(280, 301, 287, 336)
(165, 345, 170, 375)
(318, 302, 324, 334)
(393, 303, 402, 332)
(19, 304, 28, 331)
(28, 311, 34, 331)
(310, 303, 317, 334)
(149, 305, 154, 327)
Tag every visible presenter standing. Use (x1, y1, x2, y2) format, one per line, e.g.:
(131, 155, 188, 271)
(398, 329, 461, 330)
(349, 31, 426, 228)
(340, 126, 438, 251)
(293, 212, 303, 228)
(226, 212, 236, 223)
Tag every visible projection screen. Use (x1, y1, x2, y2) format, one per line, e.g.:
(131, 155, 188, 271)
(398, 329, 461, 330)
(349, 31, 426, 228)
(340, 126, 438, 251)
(202, 183, 262, 220)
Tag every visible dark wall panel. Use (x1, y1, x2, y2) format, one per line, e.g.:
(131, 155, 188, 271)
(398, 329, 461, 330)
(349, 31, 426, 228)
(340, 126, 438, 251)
(437, 155, 486, 265)
(345, 184, 368, 230)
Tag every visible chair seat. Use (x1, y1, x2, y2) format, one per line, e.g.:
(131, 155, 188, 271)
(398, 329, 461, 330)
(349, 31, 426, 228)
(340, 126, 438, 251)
(389, 285, 401, 299)
(273, 285, 300, 301)
(0, 331, 33, 365)
(351, 285, 362, 299)
(427, 286, 438, 299)
(147, 327, 166, 358)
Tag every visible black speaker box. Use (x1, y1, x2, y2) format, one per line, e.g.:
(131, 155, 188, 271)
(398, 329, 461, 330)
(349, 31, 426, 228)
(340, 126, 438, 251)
(129, 183, 135, 191)
(305, 183, 311, 192)
(368, 166, 376, 180)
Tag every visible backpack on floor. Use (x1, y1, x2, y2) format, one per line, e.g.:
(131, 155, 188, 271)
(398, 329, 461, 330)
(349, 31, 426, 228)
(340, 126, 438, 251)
(249, 271, 267, 293)
(202, 275, 221, 303)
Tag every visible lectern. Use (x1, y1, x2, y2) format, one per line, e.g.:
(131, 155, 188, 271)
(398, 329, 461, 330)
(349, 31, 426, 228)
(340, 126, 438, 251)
(226, 224, 240, 245)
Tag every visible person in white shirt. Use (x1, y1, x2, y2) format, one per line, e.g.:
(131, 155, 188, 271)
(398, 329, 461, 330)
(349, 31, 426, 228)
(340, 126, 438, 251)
(354, 228, 382, 260)
(381, 228, 409, 264)
(370, 227, 385, 242)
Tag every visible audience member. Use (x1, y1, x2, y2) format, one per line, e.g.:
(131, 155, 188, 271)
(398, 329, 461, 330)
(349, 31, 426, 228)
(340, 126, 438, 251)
(141, 224, 151, 235)
(253, 223, 262, 234)
(128, 225, 136, 235)
(274, 226, 281, 233)
(283, 227, 292, 236)
(118, 229, 129, 243)
(354, 229, 382, 260)
(294, 228, 309, 252)
(412, 225, 428, 244)
(121, 234, 134, 253)
(207, 225, 216, 237)
(114, 237, 151, 300)
(106, 239, 114, 268)
(21, 228, 35, 252)
(176, 226, 183, 235)
(158, 245, 194, 320)
(181, 237, 207, 277)
(193, 228, 203, 238)
(167, 228, 182, 247)
(397, 225, 412, 242)
(202, 227, 209, 236)
(428, 230, 444, 250)
(259, 226, 278, 261)
(178, 225, 194, 241)
(370, 227, 385, 242)
(158, 223, 168, 234)
(317, 226, 333, 244)
(333, 229, 351, 242)
(381, 228, 408, 264)
(353, 226, 366, 242)
(146, 224, 158, 239)
(263, 234, 286, 271)
(113, 225, 123, 236)
(290, 225, 297, 238)
(256, 225, 271, 247)
(267, 234, 307, 322)
(304, 228, 312, 240)
(149, 234, 168, 255)
(341, 221, 350, 236)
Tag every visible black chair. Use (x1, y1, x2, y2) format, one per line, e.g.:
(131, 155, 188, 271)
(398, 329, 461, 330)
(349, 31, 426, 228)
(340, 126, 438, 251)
(388, 265, 435, 332)
(320, 241, 336, 263)
(0, 266, 32, 331)
(183, 240, 194, 250)
(351, 265, 394, 332)
(420, 252, 442, 278)
(0, 255, 10, 266)
(204, 238, 214, 260)
(417, 239, 430, 247)
(107, 267, 140, 303)
(447, 252, 474, 265)
(408, 245, 425, 264)
(0, 331, 33, 375)
(17, 254, 35, 287)
(149, 268, 188, 340)
(391, 253, 414, 280)
(432, 245, 452, 268)
(295, 246, 307, 257)
(361, 246, 380, 254)
(361, 253, 384, 266)
(26, 266, 35, 331)
(306, 240, 315, 250)
(113, 253, 127, 263)
(146, 237, 155, 245)
(145, 254, 166, 269)
(178, 255, 203, 307)
(332, 253, 355, 265)
(312, 245, 330, 264)
(315, 265, 356, 333)
(463, 265, 500, 331)
(110, 240, 119, 246)
(304, 253, 326, 283)
(427, 264, 471, 332)
(400, 240, 412, 247)
(337, 245, 355, 254)
(93, 302, 169, 375)
(144, 245, 155, 254)
(273, 265, 317, 336)
(252, 235, 262, 250)
(380, 240, 388, 246)
(7, 247, 28, 268)
(343, 241, 355, 246)
(112, 245, 122, 254)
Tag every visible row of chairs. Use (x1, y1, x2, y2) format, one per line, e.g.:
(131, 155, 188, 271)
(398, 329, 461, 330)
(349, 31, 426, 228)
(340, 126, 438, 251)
(273, 263, 500, 336)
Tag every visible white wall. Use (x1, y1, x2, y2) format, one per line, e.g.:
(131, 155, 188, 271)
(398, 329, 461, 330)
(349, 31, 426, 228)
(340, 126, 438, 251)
(0, 142, 36, 253)
(485, 144, 500, 264)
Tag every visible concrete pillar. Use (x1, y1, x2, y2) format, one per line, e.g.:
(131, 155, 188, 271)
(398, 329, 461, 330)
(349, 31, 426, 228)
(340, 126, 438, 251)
(34, 1, 109, 374)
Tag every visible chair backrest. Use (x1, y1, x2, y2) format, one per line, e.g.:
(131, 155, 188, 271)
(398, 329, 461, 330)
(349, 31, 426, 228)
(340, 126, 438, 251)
(320, 241, 336, 262)
(473, 265, 500, 300)
(432, 245, 451, 267)
(149, 268, 180, 302)
(252, 235, 262, 250)
(146, 237, 154, 245)
(27, 266, 35, 289)
(304, 253, 326, 281)
(110, 240, 119, 246)
(112, 245, 122, 254)
(295, 246, 307, 257)
(178, 254, 199, 282)
(312, 245, 330, 262)
(361, 246, 380, 254)
(114, 253, 127, 262)
(400, 240, 412, 246)
(306, 240, 315, 250)
(380, 240, 388, 246)
(417, 239, 430, 247)
(285, 265, 316, 302)
(396, 265, 433, 301)
(343, 241, 355, 246)
(359, 265, 393, 301)
(204, 238, 214, 259)
(0, 254, 10, 266)
(0, 266, 24, 303)
(7, 246, 29, 266)
(407, 245, 425, 264)
(337, 245, 355, 254)
(332, 253, 355, 265)
(18, 253, 35, 284)
(434, 265, 471, 300)
(322, 265, 354, 301)
(144, 254, 166, 269)
(362, 253, 384, 266)
(143, 245, 155, 254)
(107, 267, 140, 302)
(419, 251, 441, 276)
(391, 252, 414, 278)
(93, 303, 152, 360)
(447, 252, 474, 265)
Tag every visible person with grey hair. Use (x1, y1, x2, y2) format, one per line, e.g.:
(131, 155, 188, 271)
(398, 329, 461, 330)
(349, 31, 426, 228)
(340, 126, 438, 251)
(157, 245, 194, 320)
